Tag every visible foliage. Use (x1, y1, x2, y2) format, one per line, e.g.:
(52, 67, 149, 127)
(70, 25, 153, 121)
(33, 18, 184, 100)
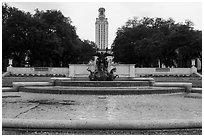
(2, 3, 96, 68)
(112, 17, 202, 67)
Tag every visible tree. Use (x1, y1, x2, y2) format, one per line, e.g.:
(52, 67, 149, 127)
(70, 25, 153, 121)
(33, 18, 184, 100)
(112, 17, 202, 68)
(2, 3, 33, 67)
(30, 9, 82, 67)
(2, 4, 96, 69)
(78, 40, 96, 64)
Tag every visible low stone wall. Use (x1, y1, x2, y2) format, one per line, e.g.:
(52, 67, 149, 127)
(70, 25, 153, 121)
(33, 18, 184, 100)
(7, 67, 69, 76)
(7, 65, 197, 77)
(69, 65, 197, 77)
(135, 67, 197, 77)
(69, 64, 136, 78)
(69, 64, 90, 77)
(110, 64, 135, 77)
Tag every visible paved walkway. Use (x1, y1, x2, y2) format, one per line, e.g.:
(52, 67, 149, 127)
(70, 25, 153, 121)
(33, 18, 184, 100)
(2, 92, 202, 121)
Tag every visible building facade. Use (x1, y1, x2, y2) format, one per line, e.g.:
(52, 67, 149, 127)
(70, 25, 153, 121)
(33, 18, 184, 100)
(95, 8, 108, 51)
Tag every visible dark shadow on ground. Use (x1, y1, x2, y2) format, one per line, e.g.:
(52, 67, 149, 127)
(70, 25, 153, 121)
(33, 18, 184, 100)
(2, 128, 202, 135)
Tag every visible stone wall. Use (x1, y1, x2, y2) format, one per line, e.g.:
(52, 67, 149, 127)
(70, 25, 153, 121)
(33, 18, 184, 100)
(135, 67, 197, 77)
(68, 64, 136, 78)
(109, 64, 135, 77)
(7, 65, 197, 77)
(7, 67, 69, 76)
(69, 64, 90, 77)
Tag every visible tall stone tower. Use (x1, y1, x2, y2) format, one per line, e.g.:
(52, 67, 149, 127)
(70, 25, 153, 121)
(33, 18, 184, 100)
(95, 8, 108, 52)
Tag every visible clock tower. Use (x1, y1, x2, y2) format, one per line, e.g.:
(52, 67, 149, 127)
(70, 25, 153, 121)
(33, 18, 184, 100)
(95, 8, 108, 52)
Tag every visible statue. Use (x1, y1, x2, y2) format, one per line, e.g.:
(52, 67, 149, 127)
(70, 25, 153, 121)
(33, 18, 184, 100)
(107, 68, 119, 81)
(87, 52, 118, 81)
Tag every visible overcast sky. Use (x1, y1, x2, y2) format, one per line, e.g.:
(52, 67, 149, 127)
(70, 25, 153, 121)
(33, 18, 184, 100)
(5, 1, 202, 48)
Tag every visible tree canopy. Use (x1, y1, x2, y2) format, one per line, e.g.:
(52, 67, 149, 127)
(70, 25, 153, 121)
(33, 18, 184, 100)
(112, 17, 202, 68)
(2, 3, 96, 70)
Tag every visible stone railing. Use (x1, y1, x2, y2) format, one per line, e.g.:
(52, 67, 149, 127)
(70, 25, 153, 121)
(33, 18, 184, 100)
(6, 65, 197, 77)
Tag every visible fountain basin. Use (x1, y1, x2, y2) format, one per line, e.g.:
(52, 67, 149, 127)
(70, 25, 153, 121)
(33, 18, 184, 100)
(20, 86, 185, 95)
(6, 77, 194, 93)
(2, 92, 202, 129)
(54, 81, 151, 87)
(3, 118, 201, 130)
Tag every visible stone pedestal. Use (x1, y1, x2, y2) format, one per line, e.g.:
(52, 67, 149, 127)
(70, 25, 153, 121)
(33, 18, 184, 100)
(191, 59, 197, 74)
(191, 59, 196, 67)
(8, 59, 13, 67)
(191, 66, 197, 74)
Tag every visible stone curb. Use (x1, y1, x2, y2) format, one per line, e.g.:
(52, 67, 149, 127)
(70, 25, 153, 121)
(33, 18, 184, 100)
(154, 82, 192, 92)
(2, 119, 201, 129)
(191, 88, 202, 93)
(132, 77, 155, 81)
(132, 77, 155, 86)
(2, 87, 17, 92)
(12, 82, 51, 92)
(50, 77, 71, 86)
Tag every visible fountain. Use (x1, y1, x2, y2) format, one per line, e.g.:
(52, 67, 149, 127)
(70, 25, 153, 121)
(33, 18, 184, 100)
(4, 48, 195, 95)
(2, 50, 201, 132)
(87, 52, 118, 81)
(2, 7, 201, 132)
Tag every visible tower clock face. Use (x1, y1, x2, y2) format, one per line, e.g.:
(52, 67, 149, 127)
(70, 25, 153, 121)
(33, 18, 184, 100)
(100, 10, 104, 15)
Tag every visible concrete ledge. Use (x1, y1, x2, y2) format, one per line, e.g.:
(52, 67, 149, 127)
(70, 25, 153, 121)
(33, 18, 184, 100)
(13, 82, 51, 92)
(184, 93, 202, 99)
(50, 77, 71, 86)
(2, 87, 17, 92)
(132, 77, 155, 86)
(154, 82, 192, 92)
(2, 118, 201, 129)
(50, 77, 71, 80)
(191, 88, 202, 93)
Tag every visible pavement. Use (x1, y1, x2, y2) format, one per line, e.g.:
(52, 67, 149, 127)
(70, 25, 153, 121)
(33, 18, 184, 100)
(2, 92, 201, 124)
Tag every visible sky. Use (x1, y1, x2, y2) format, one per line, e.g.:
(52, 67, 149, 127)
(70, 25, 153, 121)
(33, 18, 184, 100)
(4, 1, 202, 48)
